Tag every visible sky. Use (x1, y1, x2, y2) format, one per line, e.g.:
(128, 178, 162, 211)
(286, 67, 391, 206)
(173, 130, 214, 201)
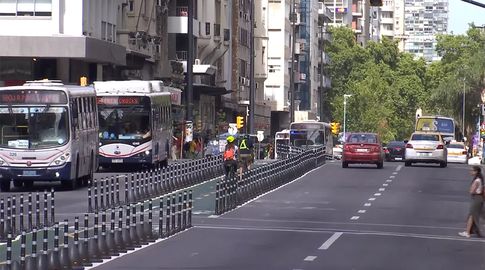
(449, 0, 485, 34)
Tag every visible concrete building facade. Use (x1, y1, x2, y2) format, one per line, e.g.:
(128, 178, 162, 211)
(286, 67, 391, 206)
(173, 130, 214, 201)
(403, 0, 449, 62)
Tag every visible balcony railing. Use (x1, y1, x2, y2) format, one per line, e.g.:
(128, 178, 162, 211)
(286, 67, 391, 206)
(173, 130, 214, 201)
(176, 6, 188, 16)
(176, 50, 188, 61)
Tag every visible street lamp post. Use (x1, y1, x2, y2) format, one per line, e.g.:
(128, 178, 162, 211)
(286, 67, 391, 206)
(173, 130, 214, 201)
(343, 94, 352, 142)
(463, 78, 466, 139)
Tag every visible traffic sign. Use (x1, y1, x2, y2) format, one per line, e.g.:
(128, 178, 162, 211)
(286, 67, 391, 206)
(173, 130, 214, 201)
(257, 131, 264, 142)
(228, 123, 238, 135)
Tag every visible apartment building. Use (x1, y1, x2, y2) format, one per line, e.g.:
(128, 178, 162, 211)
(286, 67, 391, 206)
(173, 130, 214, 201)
(318, 2, 332, 122)
(0, 0, 127, 86)
(403, 0, 449, 62)
(167, 0, 271, 136)
(265, 0, 291, 134)
(323, 0, 371, 46)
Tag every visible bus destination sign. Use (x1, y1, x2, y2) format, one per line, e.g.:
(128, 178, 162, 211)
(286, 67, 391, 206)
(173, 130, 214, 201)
(97, 96, 141, 105)
(0, 91, 67, 104)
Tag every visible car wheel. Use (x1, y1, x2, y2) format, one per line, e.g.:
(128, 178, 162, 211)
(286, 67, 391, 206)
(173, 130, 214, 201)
(377, 162, 384, 169)
(405, 161, 411, 167)
(342, 162, 348, 168)
(440, 161, 447, 168)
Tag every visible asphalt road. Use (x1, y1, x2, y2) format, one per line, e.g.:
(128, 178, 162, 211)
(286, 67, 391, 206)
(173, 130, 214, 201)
(89, 161, 485, 270)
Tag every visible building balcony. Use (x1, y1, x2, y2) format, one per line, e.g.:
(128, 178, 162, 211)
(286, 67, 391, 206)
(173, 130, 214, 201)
(381, 29, 394, 38)
(319, 31, 332, 42)
(381, 17, 393, 24)
(295, 72, 306, 84)
(168, 9, 200, 37)
(352, 2, 363, 17)
(318, 2, 332, 19)
(320, 52, 330, 64)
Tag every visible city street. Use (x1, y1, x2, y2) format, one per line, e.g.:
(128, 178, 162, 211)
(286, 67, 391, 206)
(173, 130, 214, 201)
(85, 161, 485, 270)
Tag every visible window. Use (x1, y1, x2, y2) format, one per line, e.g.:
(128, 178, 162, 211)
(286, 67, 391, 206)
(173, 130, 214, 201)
(128, 0, 134, 12)
(0, 0, 52, 16)
(205, 22, 210, 36)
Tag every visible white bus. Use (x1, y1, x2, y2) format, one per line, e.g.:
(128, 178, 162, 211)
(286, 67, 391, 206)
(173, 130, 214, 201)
(0, 80, 98, 191)
(94, 81, 172, 169)
(274, 129, 290, 159)
(289, 120, 333, 157)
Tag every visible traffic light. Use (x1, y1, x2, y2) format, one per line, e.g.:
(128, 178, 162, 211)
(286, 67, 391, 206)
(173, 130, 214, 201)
(331, 122, 340, 135)
(80, 76, 88, 86)
(236, 116, 245, 129)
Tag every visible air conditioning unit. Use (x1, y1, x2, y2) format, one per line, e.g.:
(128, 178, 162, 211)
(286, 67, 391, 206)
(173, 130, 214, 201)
(194, 59, 201, 65)
(241, 78, 247, 85)
(239, 76, 244, 84)
(245, 78, 250, 87)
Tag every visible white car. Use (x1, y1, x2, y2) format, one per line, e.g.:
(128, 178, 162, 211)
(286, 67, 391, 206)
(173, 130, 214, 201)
(404, 132, 447, 167)
(447, 142, 468, 164)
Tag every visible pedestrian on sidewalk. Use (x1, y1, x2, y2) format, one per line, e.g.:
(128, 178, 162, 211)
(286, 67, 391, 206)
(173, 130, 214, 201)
(459, 165, 484, 238)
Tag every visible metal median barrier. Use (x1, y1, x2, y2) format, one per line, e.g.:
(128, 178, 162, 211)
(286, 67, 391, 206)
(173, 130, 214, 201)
(88, 156, 224, 213)
(215, 146, 326, 215)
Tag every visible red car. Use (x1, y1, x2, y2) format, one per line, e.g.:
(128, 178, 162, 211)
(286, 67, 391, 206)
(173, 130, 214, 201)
(342, 133, 384, 169)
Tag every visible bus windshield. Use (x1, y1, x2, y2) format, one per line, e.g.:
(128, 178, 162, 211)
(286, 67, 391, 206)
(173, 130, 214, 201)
(289, 126, 324, 147)
(98, 106, 151, 141)
(0, 106, 69, 149)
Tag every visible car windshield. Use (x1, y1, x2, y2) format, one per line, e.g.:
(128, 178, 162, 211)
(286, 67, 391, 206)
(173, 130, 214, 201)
(448, 144, 464, 149)
(98, 106, 151, 141)
(347, 134, 377, 144)
(290, 130, 324, 147)
(411, 134, 439, 141)
(0, 106, 69, 149)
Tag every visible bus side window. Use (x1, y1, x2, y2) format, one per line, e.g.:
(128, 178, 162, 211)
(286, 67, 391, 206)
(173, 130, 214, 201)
(85, 98, 91, 129)
(72, 99, 79, 138)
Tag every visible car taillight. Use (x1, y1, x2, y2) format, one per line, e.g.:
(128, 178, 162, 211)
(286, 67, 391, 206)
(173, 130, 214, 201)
(384, 149, 389, 153)
(372, 146, 380, 152)
(406, 143, 413, 149)
(436, 144, 444, 150)
(462, 150, 467, 155)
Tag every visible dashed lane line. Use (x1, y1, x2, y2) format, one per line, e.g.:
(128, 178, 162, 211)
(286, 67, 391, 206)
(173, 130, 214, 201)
(379, 188, 385, 191)
(368, 198, 376, 201)
(389, 175, 396, 179)
(364, 203, 371, 207)
(318, 232, 343, 250)
(358, 210, 366, 214)
(350, 216, 360, 220)
(304, 256, 317, 261)
(374, 193, 381, 196)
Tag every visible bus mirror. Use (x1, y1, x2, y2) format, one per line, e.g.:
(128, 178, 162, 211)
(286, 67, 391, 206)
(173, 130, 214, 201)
(403, 140, 408, 144)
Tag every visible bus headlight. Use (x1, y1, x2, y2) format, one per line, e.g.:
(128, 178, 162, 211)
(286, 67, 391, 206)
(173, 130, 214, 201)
(0, 157, 7, 167)
(50, 153, 70, 166)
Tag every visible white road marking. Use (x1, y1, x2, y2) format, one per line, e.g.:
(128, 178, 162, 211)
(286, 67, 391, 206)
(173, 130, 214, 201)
(302, 206, 316, 210)
(318, 232, 343, 250)
(350, 216, 360, 220)
(364, 203, 372, 207)
(383, 183, 389, 187)
(196, 197, 203, 200)
(304, 256, 317, 261)
(392, 172, 398, 175)
(368, 198, 376, 201)
(396, 165, 402, 171)
(390, 175, 395, 179)
(374, 193, 381, 196)
(379, 188, 385, 191)
(203, 194, 210, 197)
(386, 179, 392, 183)
(358, 210, 366, 213)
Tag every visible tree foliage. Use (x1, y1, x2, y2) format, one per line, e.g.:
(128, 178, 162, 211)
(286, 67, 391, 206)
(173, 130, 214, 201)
(326, 26, 428, 142)
(325, 25, 485, 142)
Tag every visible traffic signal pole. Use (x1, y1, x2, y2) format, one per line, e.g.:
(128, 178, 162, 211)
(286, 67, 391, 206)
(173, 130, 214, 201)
(249, 0, 255, 135)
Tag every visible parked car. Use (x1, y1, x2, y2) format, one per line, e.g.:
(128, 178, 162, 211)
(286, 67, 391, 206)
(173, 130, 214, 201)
(385, 141, 406, 161)
(342, 133, 385, 169)
(404, 132, 447, 167)
(446, 141, 468, 164)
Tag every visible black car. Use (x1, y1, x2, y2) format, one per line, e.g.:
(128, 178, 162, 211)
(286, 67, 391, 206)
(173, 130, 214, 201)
(385, 141, 406, 161)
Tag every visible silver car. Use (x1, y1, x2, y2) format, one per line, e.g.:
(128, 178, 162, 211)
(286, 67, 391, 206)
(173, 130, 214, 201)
(404, 132, 447, 167)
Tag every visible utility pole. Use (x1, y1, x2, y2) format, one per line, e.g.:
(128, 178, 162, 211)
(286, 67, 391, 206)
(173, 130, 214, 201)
(289, 0, 296, 124)
(186, 0, 194, 122)
(249, 0, 255, 134)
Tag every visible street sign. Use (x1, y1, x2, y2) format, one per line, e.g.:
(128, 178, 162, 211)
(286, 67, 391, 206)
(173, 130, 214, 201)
(228, 123, 238, 135)
(257, 131, 264, 142)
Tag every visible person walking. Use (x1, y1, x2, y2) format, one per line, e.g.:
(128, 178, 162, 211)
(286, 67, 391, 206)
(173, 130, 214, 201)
(459, 165, 484, 238)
